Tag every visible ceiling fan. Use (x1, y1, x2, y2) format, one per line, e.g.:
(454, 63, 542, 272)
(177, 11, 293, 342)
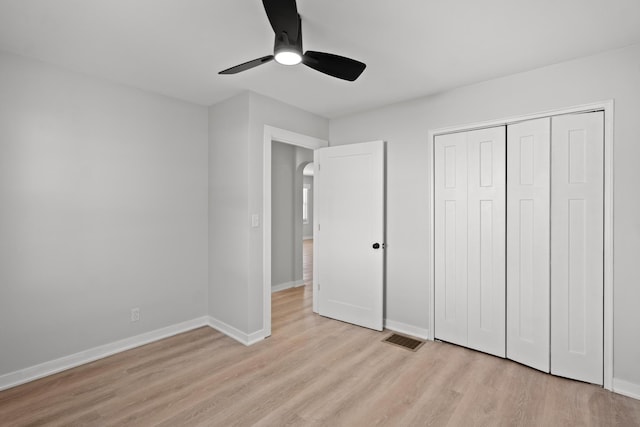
(219, 0, 366, 81)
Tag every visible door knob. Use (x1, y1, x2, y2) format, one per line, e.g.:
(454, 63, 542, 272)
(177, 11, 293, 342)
(372, 243, 380, 249)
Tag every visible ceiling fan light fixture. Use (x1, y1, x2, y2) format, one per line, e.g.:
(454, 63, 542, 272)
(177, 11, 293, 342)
(218, 1, 366, 80)
(274, 49, 302, 65)
(274, 30, 302, 66)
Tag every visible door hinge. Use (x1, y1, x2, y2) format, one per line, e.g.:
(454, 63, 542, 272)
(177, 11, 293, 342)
(318, 223, 320, 231)
(318, 282, 320, 291)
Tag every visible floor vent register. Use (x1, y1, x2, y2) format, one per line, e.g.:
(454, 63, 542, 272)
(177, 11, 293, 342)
(382, 333, 425, 351)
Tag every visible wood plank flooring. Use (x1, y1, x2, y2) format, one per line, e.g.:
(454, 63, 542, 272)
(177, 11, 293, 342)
(1, 283, 639, 426)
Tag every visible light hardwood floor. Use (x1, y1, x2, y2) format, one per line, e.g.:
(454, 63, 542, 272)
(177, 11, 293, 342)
(2, 267, 640, 425)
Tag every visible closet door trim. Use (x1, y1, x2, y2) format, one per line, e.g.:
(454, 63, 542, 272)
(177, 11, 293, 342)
(428, 100, 614, 391)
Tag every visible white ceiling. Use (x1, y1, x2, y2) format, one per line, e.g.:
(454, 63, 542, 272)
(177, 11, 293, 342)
(1, 0, 639, 118)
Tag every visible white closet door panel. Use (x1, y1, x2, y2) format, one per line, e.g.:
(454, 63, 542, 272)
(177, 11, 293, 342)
(434, 132, 468, 346)
(551, 112, 604, 385)
(467, 127, 506, 357)
(506, 118, 551, 372)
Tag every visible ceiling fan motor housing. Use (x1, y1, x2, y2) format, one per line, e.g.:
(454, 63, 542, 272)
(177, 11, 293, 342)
(273, 17, 302, 65)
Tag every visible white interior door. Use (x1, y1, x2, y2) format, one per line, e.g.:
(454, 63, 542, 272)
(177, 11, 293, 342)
(316, 141, 385, 331)
(434, 132, 468, 347)
(551, 112, 604, 385)
(506, 117, 551, 372)
(466, 127, 506, 357)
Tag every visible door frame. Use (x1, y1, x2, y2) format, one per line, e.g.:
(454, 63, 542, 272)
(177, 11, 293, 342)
(263, 125, 328, 337)
(428, 100, 614, 390)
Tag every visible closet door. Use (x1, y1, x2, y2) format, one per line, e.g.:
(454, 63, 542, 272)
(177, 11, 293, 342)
(435, 127, 505, 355)
(434, 132, 468, 347)
(506, 118, 551, 372)
(551, 112, 604, 385)
(467, 127, 506, 357)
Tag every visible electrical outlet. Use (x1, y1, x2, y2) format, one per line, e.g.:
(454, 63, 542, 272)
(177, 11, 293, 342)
(130, 307, 140, 322)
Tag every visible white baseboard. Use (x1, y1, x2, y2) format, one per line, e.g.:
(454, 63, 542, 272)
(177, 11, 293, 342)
(246, 329, 267, 346)
(3, 312, 635, 402)
(207, 316, 266, 346)
(0, 316, 210, 392)
(384, 319, 430, 340)
(271, 279, 305, 293)
(613, 378, 640, 400)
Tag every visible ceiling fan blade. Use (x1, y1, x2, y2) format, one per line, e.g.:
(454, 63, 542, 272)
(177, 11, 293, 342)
(219, 55, 274, 74)
(302, 51, 366, 81)
(262, 0, 299, 41)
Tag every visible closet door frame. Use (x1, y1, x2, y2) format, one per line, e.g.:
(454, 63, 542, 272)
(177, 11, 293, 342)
(428, 100, 614, 391)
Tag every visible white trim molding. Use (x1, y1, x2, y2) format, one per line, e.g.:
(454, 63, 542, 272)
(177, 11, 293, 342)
(207, 316, 266, 346)
(0, 316, 210, 392)
(271, 279, 305, 293)
(384, 319, 430, 340)
(428, 100, 615, 391)
(612, 378, 640, 401)
(0, 314, 275, 391)
(263, 125, 328, 339)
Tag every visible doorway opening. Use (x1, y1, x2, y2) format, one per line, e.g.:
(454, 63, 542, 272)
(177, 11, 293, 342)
(262, 126, 328, 338)
(270, 143, 312, 292)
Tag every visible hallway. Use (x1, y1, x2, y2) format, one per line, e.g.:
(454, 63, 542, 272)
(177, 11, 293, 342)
(303, 239, 312, 285)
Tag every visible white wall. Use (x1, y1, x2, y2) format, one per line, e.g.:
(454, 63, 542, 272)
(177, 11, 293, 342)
(0, 51, 209, 376)
(329, 44, 640, 387)
(208, 93, 251, 331)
